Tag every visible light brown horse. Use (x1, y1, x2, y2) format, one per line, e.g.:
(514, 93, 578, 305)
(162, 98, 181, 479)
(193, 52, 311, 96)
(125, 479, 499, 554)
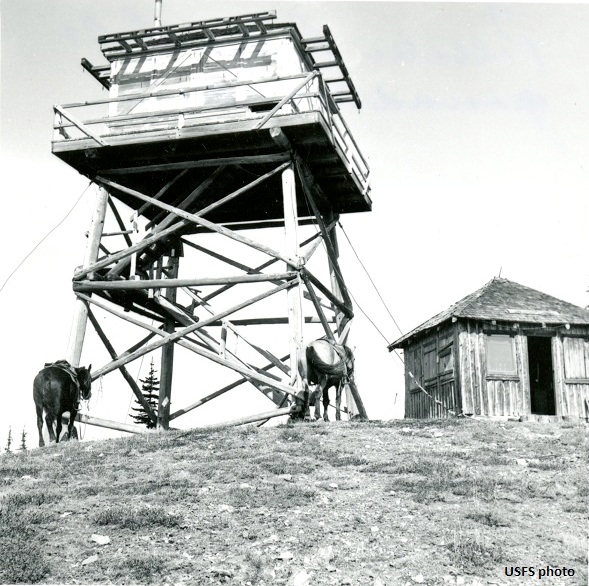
(33, 361, 92, 447)
(296, 339, 355, 421)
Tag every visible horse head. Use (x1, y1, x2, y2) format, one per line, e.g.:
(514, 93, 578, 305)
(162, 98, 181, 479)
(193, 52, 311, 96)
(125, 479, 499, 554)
(75, 364, 92, 400)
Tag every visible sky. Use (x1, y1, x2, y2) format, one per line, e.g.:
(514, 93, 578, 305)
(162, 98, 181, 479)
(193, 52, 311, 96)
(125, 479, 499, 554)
(1, 1, 588, 447)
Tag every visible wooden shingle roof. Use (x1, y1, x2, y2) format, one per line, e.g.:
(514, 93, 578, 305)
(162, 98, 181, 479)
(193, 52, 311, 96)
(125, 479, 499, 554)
(389, 278, 589, 349)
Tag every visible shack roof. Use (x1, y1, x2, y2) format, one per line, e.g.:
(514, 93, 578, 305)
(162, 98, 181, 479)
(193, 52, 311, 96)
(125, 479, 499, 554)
(389, 278, 589, 350)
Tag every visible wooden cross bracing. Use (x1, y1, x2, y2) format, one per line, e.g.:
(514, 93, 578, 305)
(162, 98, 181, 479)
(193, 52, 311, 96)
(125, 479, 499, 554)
(65, 152, 366, 434)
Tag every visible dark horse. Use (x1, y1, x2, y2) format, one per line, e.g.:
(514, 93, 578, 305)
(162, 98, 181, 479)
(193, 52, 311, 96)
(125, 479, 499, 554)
(33, 361, 92, 447)
(296, 339, 355, 421)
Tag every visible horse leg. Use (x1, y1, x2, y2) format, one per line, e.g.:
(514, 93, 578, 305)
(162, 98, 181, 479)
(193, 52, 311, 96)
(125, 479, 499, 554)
(335, 381, 342, 421)
(66, 410, 77, 441)
(323, 384, 330, 422)
(315, 377, 326, 421)
(45, 414, 56, 443)
(55, 412, 63, 444)
(36, 404, 45, 448)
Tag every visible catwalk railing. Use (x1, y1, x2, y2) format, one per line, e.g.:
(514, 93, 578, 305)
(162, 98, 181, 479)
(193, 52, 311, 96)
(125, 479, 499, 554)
(52, 72, 370, 196)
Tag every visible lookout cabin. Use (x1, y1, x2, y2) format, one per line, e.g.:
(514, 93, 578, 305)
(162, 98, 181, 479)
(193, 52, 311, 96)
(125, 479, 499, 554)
(51, 11, 371, 227)
(389, 278, 589, 421)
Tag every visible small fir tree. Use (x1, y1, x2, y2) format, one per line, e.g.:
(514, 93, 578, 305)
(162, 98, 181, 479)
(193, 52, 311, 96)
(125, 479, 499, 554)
(19, 428, 27, 451)
(5, 427, 12, 453)
(130, 359, 160, 429)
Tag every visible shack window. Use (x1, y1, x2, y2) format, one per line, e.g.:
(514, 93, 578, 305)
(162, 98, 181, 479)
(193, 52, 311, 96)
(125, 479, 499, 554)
(486, 335, 516, 375)
(439, 346, 454, 374)
(406, 347, 421, 390)
(423, 344, 437, 381)
(563, 337, 589, 379)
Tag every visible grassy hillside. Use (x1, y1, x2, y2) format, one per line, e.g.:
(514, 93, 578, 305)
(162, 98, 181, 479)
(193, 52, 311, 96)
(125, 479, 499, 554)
(0, 419, 586, 585)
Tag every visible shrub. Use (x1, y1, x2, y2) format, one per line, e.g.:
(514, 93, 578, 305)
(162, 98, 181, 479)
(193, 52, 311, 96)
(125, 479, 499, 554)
(98, 552, 168, 584)
(94, 504, 182, 529)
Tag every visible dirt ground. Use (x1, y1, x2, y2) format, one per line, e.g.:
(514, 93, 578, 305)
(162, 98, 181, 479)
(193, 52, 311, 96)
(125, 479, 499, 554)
(0, 418, 587, 585)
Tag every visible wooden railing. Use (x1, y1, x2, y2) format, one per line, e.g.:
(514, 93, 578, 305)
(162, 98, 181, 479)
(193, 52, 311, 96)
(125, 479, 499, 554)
(52, 72, 370, 193)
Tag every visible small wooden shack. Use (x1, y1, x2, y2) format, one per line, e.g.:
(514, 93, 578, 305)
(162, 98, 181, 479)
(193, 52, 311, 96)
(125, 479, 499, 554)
(389, 278, 589, 420)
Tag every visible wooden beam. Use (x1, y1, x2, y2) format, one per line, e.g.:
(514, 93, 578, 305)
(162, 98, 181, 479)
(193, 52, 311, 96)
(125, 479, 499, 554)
(74, 220, 188, 281)
(73, 272, 297, 292)
(87, 309, 157, 424)
(195, 225, 334, 307)
(96, 176, 298, 268)
(181, 240, 255, 273)
(106, 168, 225, 278)
(303, 268, 353, 319)
(169, 353, 290, 420)
(193, 406, 296, 431)
(81, 282, 300, 396)
(102, 153, 290, 176)
(158, 254, 178, 430)
(54, 105, 107, 147)
(198, 317, 332, 326)
(107, 196, 133, 247)
(66, 186, 109, 366)
(148, 161, 289, 230)
(301, 272, 336, 342)
(282, 163, 303, 388)
(137, 168, 190, 217)
(65, 413, 147, 435)
(256, 71, 317, 129)
(295, 158, 353, 311)
(153, 294, 284, 389)
(181, 287, 291, 377)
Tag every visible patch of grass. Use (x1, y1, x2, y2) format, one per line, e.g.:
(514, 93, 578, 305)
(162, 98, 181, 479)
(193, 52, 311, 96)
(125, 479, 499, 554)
(1, 490, 60, 508)
(448, 524, 504, 571)
(254, 453, 317, 475)
(278, 427, 307, 442)
(237, 425, 260, 437)
(576, 482, 589, 498)
(97, 551, 169, 584)
(319, 447, 369, 467)
(478, 452, 511, 466)
(244, 551, 266, 584)
(364, 457, 444, 475)
(0, 456, 41, 482)
(0, 506, 49, 583)
(465, 509, 511, 527)
(528, 458, 566, 471)
(93, 504, 183, 530)
(562, 502, 587, 514)
(104, 475, 193, 496)
(451, 471, 499, 501)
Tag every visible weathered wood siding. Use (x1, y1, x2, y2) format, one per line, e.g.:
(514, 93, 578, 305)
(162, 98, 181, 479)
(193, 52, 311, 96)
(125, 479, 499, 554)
(457, 322, 529, 417)
(553, 334, 589, 419)
(404, 327, 459, 418)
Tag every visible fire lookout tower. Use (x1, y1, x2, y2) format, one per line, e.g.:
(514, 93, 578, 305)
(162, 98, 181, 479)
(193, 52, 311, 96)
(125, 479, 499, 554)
(52, 10, 371, 431)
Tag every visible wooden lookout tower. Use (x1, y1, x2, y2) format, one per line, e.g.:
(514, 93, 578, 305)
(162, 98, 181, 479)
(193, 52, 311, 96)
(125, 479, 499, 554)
(52, 10, 371, 431)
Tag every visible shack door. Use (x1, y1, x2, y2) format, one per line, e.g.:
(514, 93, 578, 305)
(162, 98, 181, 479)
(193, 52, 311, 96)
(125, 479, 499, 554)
(527, 336, 556, 415)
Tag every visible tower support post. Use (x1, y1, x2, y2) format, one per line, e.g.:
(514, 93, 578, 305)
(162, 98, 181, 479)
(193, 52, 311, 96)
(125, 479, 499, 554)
(158, 249, 179, 430)
(326, 211, 368, 420)
(66, 186, 109, 366)
(282, 163, 303, 389)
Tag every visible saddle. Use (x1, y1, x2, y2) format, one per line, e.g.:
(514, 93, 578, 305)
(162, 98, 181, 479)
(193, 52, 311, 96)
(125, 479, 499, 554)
(44, 359, 81, 389)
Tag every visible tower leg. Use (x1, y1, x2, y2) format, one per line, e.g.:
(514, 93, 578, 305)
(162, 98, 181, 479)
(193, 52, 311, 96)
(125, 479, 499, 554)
(326, 212, 368, 420)
(66, 186, 109, 366)
(282, 164, 303, 390)
(158, 251, 179, 430)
